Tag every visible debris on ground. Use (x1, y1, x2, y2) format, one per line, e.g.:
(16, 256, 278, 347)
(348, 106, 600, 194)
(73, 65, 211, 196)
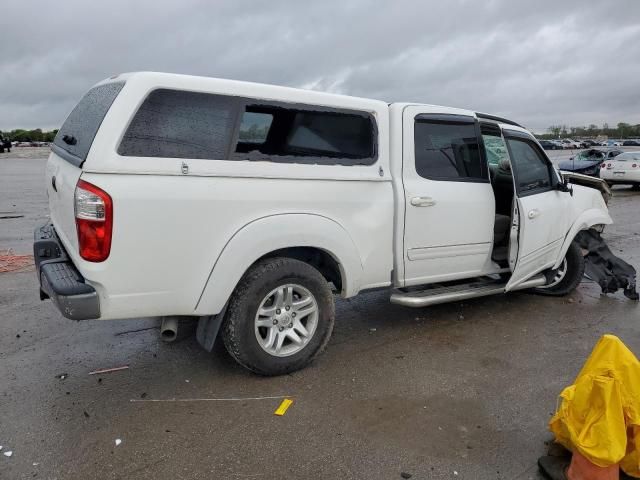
(0, 248, 34, 273)
(55, 373, 68, 380)
(3, 451, 12, 457)
(114, 326, 157, 336)
(115, 439, 122, 446)
(274, 398, 294, 416)
(130, 395, 291, 403)
(88, 366, 129, 375)
(400, 472, 412, 479)
(576, 229, 639, 300)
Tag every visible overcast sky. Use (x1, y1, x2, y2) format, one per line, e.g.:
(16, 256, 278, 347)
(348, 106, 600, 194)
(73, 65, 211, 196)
(1, 0, 639, 133)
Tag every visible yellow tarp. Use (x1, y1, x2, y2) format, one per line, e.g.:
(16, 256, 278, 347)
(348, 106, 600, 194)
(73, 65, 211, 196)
(550, 334, 640, 477)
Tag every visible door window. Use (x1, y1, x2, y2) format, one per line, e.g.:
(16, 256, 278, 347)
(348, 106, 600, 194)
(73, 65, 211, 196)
(414, 119, 487, 182)
(505, 137, 555, 196)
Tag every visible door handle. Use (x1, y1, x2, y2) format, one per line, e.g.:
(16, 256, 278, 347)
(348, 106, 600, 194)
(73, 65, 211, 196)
(527, 209, 540, 219)
(410, 196, 437, 207)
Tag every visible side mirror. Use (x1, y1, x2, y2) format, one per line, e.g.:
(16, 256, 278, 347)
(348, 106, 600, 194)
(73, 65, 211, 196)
(557, 178, 573, 196)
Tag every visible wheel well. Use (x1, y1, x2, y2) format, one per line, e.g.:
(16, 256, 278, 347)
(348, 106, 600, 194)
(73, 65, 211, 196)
(257, 247, 343, 292)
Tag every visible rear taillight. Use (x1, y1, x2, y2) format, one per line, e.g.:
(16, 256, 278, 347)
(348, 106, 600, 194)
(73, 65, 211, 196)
(74, 179, 113, 262)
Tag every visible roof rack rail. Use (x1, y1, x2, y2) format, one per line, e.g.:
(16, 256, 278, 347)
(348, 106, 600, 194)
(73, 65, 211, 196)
(475, 113, 523, 128)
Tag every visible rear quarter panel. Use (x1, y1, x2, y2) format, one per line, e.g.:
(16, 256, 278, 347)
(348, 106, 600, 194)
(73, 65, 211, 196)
(78, 173, 394, 319)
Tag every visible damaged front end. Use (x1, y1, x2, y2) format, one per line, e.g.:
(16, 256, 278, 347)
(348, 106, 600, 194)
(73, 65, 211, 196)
(575, 229, 639, 301)
(562, 171, 612, 205)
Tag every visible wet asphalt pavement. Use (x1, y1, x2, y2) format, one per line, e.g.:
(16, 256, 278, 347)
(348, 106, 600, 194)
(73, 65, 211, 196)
(1, 150, 639, 479)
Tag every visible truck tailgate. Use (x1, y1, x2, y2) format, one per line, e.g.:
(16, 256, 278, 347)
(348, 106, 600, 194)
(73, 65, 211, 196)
(45, 151, 82, 252)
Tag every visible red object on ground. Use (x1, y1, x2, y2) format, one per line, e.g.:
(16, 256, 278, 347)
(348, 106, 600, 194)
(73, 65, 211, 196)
(568, 451, 619, 480)
(0, 251, 35, 273)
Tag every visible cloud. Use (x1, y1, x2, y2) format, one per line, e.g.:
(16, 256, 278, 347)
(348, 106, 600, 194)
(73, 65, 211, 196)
(1, 0, 639, 132)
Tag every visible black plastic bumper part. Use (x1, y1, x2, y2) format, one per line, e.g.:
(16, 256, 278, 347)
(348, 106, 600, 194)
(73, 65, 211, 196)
(34, 223, 100, 320)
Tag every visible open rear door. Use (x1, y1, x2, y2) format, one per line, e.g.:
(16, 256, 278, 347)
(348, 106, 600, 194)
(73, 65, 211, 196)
(504, 130, 570, 290)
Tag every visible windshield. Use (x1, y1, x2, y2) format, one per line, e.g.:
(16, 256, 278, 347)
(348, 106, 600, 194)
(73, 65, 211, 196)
(483, 134, 509, 166)
(574, 150, 605, 162)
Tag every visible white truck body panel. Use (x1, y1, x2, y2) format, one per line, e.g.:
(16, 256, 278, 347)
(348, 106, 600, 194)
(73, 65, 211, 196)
(401, 105, 495, 286)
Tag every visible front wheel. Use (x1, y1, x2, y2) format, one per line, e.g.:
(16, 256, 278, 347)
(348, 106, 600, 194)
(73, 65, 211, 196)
(222, 257, 335, 375)
(534, 241, 585, 296)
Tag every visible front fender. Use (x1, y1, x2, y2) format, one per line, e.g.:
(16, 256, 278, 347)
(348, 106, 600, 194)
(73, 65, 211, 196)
(553, 207, 612, 269)
(194, 214, 364, 315)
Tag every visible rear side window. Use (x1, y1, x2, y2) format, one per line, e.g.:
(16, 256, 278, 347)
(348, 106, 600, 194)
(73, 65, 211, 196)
(233, 104, 376, 165)
(118, 89, 237, 159)
(54, 82, 124, 166)
(119, 90, 377, 166)
(414, 118, 487, 181)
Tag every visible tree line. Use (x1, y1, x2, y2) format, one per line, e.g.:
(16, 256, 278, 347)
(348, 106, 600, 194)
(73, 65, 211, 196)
(538, 122, 640, 139)
(0, 129, 58, 142)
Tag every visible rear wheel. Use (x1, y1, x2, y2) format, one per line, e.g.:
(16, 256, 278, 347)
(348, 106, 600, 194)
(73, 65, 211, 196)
(222, 257, 335, 376)
(534, 241, 585, 296)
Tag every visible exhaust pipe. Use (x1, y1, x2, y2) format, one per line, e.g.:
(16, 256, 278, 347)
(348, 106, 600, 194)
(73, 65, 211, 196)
(160, 316, 179, 343)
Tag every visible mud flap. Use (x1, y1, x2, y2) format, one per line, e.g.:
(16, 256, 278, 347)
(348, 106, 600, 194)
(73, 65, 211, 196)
(195, 304, 228, 352)
(575, 229, 639, 300)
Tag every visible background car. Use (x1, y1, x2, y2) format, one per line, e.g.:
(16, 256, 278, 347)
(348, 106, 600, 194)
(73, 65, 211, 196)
(559, 148, 622, 176)
(600, 152, 640, 188)
(560, 138, 581, 149)
(623, 140, 640, 146)
(539, 140, 562, 150)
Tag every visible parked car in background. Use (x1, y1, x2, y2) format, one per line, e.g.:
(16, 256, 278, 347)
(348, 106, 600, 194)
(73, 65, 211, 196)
(560, 139, 581, 149)
(582, 140, 598, 147)
(600, 152, 640, 188)
(0, 136, 11, 153)
(623, 140, 640, 146)
(559, 149, 622, 176)
(539, 140, 562, 150)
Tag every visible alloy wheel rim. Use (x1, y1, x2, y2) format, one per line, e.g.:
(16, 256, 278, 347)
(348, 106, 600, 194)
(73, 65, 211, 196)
(254, 283, 319, 357)
(540, 258, 568, 289)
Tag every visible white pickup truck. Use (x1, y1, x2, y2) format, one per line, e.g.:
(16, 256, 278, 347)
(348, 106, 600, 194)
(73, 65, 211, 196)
(35, 72, 612, 375)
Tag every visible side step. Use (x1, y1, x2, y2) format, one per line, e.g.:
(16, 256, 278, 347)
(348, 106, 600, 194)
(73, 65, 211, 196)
(390, 274, 547, 308)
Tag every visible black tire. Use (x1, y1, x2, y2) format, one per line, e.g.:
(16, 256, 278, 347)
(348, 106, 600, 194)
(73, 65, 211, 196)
(221, 257, 335, 376)
(534, 241, 585, 296)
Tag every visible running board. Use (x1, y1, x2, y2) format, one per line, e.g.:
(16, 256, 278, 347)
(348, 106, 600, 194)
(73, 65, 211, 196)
(390, 274, 547, 308)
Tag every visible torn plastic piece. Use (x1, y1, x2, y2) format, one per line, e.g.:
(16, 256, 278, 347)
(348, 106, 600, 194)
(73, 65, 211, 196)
(274, 398, 294, 416)
(575, 229, 638, 300)
(115, 439, 122, 446)
(3, 451, 12, 457)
